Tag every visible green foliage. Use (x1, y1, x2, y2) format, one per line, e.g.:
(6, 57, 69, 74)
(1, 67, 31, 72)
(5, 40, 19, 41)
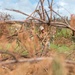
(50, 43, 58, 49)
(21, 51, 28, 56)
(71, 36, 75, 42)
(6, 43, 11, 50)
(58, 45, 70, 52)
(55, 28, 71, 38)
(52, 57, 64, 75)
(50, 43, 70, 53)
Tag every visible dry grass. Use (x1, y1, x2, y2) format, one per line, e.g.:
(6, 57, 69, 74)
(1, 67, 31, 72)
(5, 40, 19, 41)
(0, 22, 75, 75)
(0, 55, 69, 75)
(18, 28, 41, 57)
(0, 22, 57, 57)
(17, 24, 49, 57)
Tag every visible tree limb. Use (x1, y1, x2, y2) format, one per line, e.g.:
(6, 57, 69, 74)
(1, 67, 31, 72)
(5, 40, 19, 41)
(0, 57, 75, 66)
(5, 9, 46, 23)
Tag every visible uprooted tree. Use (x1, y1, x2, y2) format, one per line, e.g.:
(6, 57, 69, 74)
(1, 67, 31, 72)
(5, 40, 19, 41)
(0, 0, 75, 65)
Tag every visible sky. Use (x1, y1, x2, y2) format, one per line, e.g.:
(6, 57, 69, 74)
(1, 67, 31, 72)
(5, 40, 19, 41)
(0, 0, 75, 20)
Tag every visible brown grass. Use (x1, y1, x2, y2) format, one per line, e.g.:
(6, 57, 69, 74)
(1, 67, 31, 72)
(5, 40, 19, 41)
(18, 25, 42, 57)
(0, 22, 75, 75)
(0, 54, 69, 75)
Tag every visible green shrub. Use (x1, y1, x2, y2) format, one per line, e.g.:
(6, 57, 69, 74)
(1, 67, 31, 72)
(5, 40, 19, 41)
(55, 28, 71, 38)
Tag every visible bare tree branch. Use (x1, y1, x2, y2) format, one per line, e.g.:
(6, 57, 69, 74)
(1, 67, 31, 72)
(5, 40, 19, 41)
(5, 9, 46, 23)
(50, 0, 54, 20)
(40, 0, 45, 20)
(0, 57, 75, 67)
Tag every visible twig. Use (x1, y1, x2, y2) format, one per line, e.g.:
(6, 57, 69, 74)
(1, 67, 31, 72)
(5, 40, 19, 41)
(45, 9, 50, 24)
(49, 8, 75, 31)
(25, 10, 36, 21)
(0, 57, 53, 65)
(0, 50, 18, 62)
(0, 57, 75, 66)
(5, 9, 46, 23)
(35, 0, 40, 10)
(40, 0, 45, 20)
(50, 0, 54, 20)
(0, 20, 24, 24)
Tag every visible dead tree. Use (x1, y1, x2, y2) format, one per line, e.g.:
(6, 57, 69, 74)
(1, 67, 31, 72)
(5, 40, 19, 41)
(70, 14, 75, 36)
(0, 12, 12, 21)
